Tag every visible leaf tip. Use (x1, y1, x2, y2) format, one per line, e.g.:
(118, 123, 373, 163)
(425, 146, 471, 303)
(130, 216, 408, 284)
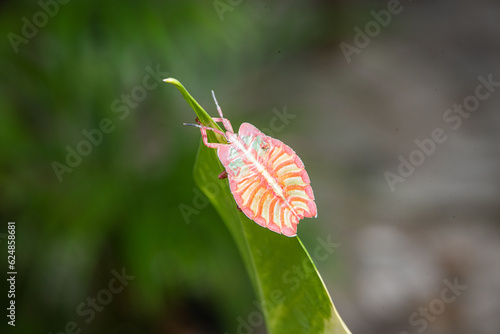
(163, 77, 179, 84)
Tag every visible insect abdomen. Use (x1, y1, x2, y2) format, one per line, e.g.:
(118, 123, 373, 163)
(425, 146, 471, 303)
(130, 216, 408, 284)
(218, 123, 316, 236)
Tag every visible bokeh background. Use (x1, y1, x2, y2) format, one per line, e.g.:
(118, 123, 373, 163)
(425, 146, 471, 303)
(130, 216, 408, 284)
(1, 0, 499, 333)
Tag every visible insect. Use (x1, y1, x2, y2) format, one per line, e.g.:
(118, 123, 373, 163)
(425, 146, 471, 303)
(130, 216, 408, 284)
(185, 91, 317, 237)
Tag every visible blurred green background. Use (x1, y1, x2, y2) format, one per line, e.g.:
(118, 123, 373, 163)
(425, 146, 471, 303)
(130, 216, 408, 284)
(1, 0, 500, 333)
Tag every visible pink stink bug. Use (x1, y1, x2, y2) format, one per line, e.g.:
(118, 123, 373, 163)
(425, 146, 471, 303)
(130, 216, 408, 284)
(186, 91, 317, 237)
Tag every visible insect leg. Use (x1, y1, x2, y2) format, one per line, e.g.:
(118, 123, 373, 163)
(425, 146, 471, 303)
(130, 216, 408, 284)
(212, 117, 232, 126)
(218, 170, 228, 179)
(184, 123, 227, 149)
(199, 126, 226, 149)
(196, 117, 230, 139)
(211, 90, 234, 133)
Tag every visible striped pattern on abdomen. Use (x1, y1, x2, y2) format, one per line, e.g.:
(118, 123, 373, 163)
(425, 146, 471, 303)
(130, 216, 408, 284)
(221, 129, 316, 237)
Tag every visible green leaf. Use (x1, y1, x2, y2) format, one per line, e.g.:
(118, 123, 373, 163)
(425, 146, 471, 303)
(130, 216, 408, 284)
(163, 78, 226, 144)
(165, 78, 352, 334)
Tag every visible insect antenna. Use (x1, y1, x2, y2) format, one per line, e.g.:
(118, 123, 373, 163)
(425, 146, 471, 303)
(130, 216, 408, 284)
(183, 122, 226, 137)
(211, 90, 234, 133)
